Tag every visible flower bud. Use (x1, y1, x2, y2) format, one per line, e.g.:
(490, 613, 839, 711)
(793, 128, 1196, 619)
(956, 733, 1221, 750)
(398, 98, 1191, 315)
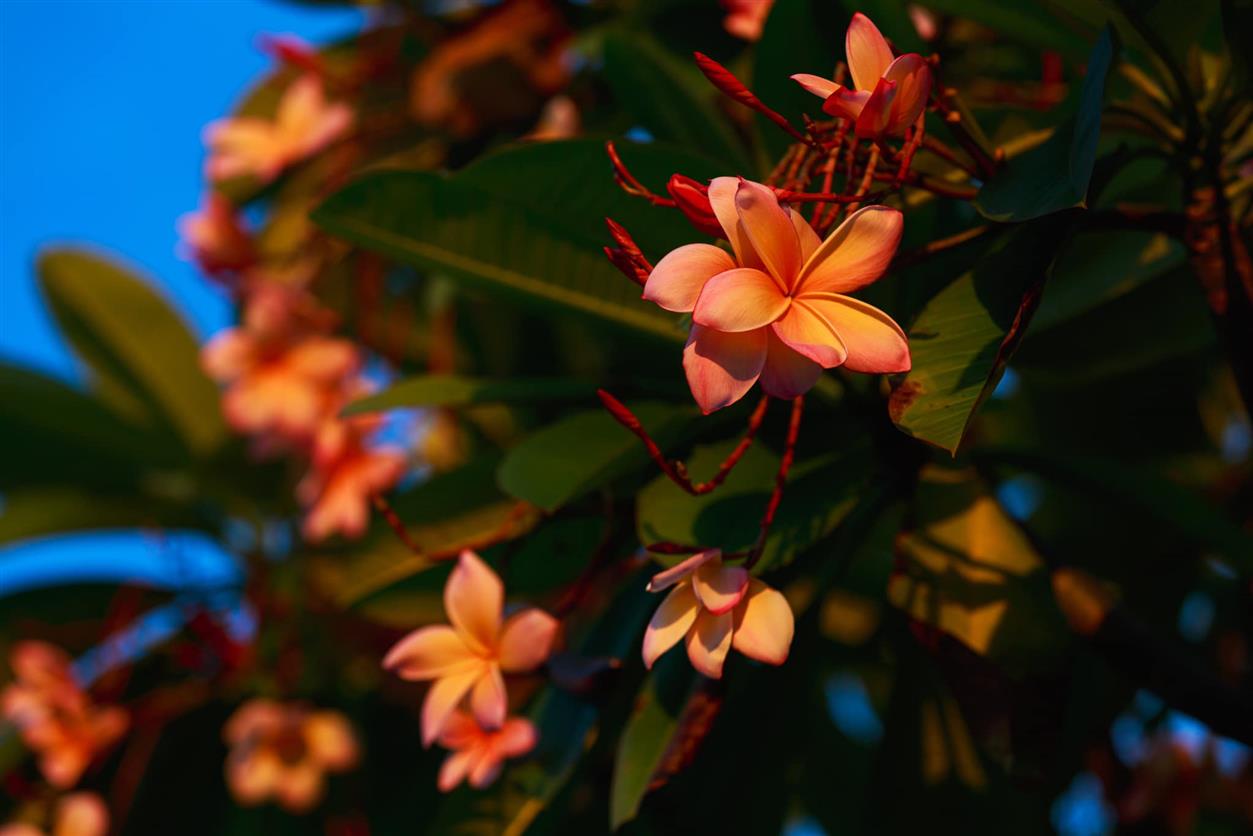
(666, 174, 724, 239)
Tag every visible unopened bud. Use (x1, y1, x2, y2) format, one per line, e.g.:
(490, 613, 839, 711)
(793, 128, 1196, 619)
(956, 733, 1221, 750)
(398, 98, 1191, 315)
(666, 174, 724, 238)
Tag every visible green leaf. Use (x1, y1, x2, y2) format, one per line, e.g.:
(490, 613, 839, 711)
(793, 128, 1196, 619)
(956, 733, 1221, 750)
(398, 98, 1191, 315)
(37, 249, 226, 456)
(975, 447, 1253, 576)
(313, 140, 723, 341)
(1029, 230, 1186, 331)
(312, 455, 540, 610)
(889, 216, 1073, 454)
(751, 0, 841, 161)
(497, 402, 691, 512)
(889, 466, 1069, 674)
(344, 374, 596, 415)
(0, 488, 204, 546)
(601, 30, 750, 170)
(976, 28, 1117, 222)
(920, 0, 1093, 57)
(636, 441, 867, 573)
(609, 657, 695, 829)
(0, 363, 175, 489)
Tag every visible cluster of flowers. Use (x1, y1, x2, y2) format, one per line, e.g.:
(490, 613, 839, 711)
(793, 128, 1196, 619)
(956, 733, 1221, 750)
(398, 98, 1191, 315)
(0, 643, 124, 835)
(182, 62, 408, 543)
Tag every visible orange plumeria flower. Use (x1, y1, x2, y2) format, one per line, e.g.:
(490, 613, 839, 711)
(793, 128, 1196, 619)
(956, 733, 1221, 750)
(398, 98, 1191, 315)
(721, 0, 775, 42)
(176, 193, 255, 278)
(643, 177, 908, 413)
(383, 551, 559, 746)
(792, 13, 932, 139)
(296, 414, 408, 542)
(0, 792, 109, 836)
(204, 75, 352, 183)
(1, 643, 127, 789)
(643, 549, 794, 679)
(435, 710, 537, 792)
(201, 314, 360, 445)
(223, 699, 359, 814)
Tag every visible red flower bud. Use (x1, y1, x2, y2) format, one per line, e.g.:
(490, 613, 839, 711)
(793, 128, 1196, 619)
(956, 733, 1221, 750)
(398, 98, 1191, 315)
(666, 174, 724, 238)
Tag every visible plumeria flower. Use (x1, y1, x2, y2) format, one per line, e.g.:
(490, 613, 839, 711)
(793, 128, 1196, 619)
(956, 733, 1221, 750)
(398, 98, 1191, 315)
(721, 0, 775, 41)
(1, 643, 127, 789)
(643, 177, 909, 413)
(643, 550, 794, 678)
(201, 324, 360, 444)
(0, 792, 109, 836)
(435, 710, 537, 792)
(296, 414, 408, 542)
(383, 551, 560, 746)
(791, 13, 932, 139)
(204, 75, 352, 183)
(176, 193, 255, 277)
(223, 699, 359, 813)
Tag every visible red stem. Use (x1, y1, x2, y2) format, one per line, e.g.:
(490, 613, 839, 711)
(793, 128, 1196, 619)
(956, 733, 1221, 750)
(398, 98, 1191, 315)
(692, 52, 812, 146)
(744, 395, 804, 569)
(597, 389, 769, 496)
(606, 141, 676, 206)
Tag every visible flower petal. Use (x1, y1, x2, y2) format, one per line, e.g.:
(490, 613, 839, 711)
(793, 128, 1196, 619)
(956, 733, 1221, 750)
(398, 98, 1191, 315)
(771, 301, 849, 368)
(798, 294, 910, 373)
(796, 205, 903, 296)
(421, 665, 482, 747)
(303, 712, 359, 771)
(692, 268, 789, 332)
(708, 177, 763, 268)
(822, 86, 871, 121)
(467, 749, 505, 789)
(883, 54, 932, 135)
(790, 72, 839, 99)
(437, 748, 478, 792)
(789, 207, 822, 264)
(470, 665, 507, 731)
(682, 325, 767, 414)
(642, 584, 700, 669)
(643, 244, 736, 313)
(226, 748, 280, 805)
(444, 550, 503, 654)
(646, 548, 721, 592)
(495, 718, 538, 759)
(223, 699, 284, 744)
(685, 610, 734, 678)
(846, 12, 895, 92)
(201, 330, 256, 382)
(759, 329, 823, 399)
(382, 625, 478, 681)
(734, 180, 802, 288)
(436, 710, 481, 750)
(731, 579, 794, 665)
(692, 562, 749, 615)
(854, 77, 897, 138)
(55, 792, 109, 836)
(275, 761, 324, 813)
(498, 609, 559, 673)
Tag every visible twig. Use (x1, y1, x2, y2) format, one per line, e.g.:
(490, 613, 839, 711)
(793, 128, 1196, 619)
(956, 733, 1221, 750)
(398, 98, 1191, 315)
(597, 389, 769, 495)
(606, 141, 675, 206)
(893, 224, 992, 269)
(744, 395, 805, 570)
(372, 493, 424, 555)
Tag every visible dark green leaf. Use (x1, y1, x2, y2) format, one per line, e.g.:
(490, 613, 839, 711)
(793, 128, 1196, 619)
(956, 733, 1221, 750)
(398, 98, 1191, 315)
(313, 140, 724, 341)
(37, 248, 226, 456)
(976, 28, 1116, 222)
(498, 402, 691, 512)
(344, 374, 596, 415)
(601, 29, 750, 170)
(889, 216, 1073, 454)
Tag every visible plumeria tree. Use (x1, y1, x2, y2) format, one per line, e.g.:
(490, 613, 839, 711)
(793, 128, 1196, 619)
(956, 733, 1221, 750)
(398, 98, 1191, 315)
(3, 0, 1252, 834)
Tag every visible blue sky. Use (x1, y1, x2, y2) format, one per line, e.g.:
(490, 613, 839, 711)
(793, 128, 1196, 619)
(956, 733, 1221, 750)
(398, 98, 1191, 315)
(1, 0, 364, 380)
(0, 0, 363, 594)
